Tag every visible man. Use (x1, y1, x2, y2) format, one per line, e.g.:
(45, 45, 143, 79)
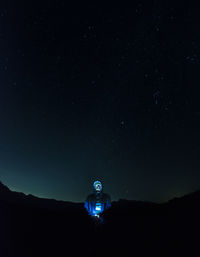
(85, 180, 111, 218)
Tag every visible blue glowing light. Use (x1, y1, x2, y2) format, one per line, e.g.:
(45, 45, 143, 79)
(95, 202, 102, 212)
(85, 198, 111, 217)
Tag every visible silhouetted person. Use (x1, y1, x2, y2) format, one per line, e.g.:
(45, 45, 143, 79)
(85, 180, 111, 218)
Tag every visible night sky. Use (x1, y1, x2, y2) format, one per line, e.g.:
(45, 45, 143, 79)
(0, 1, 200, 202)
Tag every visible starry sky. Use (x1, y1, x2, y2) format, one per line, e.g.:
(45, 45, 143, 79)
(0, 0, 200, 202)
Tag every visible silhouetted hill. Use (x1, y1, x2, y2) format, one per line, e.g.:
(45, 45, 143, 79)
(168, 190, 200, 205)
(0, 181, 11, 194)
(0, 181, 200, 257)
(0, 181, 83, 211)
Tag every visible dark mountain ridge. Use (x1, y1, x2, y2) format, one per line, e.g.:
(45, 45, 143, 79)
(2, 180, 200, 208)
(0, 181, 83, 212)
(0, 181, 200, 257)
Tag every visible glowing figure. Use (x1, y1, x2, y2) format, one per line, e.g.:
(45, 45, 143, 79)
(85, 180, 111, 218)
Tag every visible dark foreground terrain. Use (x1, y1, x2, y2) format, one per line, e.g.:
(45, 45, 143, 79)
(0, 181, 199, 257)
